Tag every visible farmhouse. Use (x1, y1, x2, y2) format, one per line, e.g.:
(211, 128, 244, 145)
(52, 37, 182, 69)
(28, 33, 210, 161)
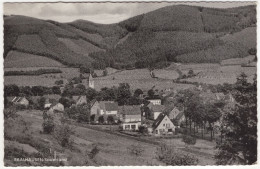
(90, 101, 119, 123)
(168, 107, 182, 120)
(147, 97, 161, 105)
(10, 96, 29, 108)
(151, 105, 165, 120)
(152, 113, 175, 136)
(49, 103, 64, 113)
(119, 105, 142, 131)
(72, 95, 87, 106)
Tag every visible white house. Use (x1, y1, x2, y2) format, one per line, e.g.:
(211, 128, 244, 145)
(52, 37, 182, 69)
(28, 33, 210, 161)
(49, 103, 64, 113)
(10, 97, 29, 108)
(152, 113, 175, 136)
(148, 98, 161, 105)
(119, 105, 142, 131)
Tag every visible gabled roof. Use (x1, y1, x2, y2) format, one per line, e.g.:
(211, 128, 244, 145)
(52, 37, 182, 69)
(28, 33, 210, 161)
(99, 101, 118, 111)
(215, 92, 225, 100)
(72, 95, 86, 102)
(104, 102, 118, 111)
(175, 112, 184, 121)
(10, 97, 27, 103)
(119, 105, 141, 115)
(152, 105, 165, 112)
(152, 113, 167, 129)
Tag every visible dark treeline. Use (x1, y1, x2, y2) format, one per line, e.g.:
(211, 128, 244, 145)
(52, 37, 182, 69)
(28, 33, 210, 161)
(4, 69, 62, 76)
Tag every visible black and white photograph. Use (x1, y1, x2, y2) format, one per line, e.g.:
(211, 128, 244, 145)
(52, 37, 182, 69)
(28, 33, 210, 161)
(1, 0, 258, 167)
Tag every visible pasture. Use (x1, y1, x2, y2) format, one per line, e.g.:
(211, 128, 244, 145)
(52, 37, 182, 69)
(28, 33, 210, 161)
(4, 67, 80, 87)
(95, 69, 193, 91)
(4, 51, 65, 68)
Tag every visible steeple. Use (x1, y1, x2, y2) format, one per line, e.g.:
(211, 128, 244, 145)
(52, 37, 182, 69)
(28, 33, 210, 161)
(89, 73, 94, 89)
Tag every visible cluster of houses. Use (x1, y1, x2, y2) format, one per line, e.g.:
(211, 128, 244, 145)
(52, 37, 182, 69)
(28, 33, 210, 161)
(89, 95, 185, 136)
(7, 75, 235, 137)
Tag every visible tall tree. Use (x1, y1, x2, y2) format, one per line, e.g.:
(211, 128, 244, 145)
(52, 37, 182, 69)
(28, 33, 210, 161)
(117, 83, 131, 106)
(215, 73, 257, 165)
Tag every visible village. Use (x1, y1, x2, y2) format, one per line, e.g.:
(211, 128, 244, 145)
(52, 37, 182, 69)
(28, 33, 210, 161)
(5, 72, 236, 138)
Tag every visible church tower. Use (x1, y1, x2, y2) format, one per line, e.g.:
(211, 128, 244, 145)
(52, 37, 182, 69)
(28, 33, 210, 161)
(88, 73, 94, 89)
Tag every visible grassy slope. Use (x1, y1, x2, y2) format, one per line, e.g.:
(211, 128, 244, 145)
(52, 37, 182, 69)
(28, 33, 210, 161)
(4, 51, 64, 68)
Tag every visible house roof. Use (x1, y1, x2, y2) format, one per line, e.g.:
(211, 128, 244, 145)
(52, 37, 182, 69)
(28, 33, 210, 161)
(104, 102, 118, 111)
(99, 101, 118, 111)
(118, 105, 141, 115)
(175, 112, 184, 121)
(152, 113, 167, 129)
(152, 105, 165, 112)
(72, 95, 86, 102)
(215, 92, 225, 100)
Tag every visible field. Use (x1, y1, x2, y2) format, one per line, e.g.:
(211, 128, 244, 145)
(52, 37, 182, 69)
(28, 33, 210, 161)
(180, 64, 256, 84)
(94, 69, 193, 91)
(4, 67, 80, 87)
(4, 51, 65, 68)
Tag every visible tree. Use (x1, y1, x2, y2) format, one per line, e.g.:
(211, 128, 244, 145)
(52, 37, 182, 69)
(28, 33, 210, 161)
(52, 86, 61, 94)
(31, 86, 44, 96)
(4, 106, 17, 119)
(188, 69, 194, 77)
(42, 111, 55, 134)
(4, 84, 20, 96)
(55, 80, 63, 85)
(98, 116, 104, 124)
(116, 83, 131, 105)
(65, 104, 90, 123)
(147, 89, 155, 98)
(37, 97, 46, 110)
(53, 122, 75, 148)
(134, 89, 143, 97)
(215, 73, 257, 165)
(86, 88, 97, 101)
(107, 115, 114, 124)
(59, 97, 74, 108)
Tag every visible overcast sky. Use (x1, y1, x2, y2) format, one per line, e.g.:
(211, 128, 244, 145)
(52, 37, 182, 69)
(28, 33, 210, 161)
(4, 1, 256, 24)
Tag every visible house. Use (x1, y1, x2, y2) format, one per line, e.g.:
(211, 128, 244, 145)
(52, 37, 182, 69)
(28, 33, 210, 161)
(152, 113, 175, 136)
(215, 92, 226, 100)
(89, 74, 94, 89)
(49, 103, 64, 113)
(147, 98, 161, 105)
(119, 105, 142, 131)
(72, 95, 87, 106)
(151, 105, 165, 120)
(168, 107, 182, 120)
(90, 101, 118, 123)
(173, 112, 185, 127)
(10, 97, 29, 108)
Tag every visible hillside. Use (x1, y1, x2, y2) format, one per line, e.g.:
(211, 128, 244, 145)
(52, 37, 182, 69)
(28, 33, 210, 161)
(4, 5, 256, 69)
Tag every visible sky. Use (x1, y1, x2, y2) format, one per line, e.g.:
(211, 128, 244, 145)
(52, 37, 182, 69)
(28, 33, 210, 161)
(3, 1, 257, 24)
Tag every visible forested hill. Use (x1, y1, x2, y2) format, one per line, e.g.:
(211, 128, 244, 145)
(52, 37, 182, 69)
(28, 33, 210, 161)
(4, 5, 256, 69)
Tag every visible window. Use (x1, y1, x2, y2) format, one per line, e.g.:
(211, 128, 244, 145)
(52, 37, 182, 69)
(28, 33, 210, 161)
(125, 125, 130, 130)
(166, 123, 170, 128)
(163, 124, 165, 126)
(131, 125, 136, 130)
(155, 130, 158, 134)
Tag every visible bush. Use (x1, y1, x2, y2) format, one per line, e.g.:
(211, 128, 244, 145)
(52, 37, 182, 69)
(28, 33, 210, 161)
(107, 115, 114, 124)
(98, 116, 104, 124)
(53, 123, 75, 148)
(182, 135, 196, 145)
(138, 125, 148, 134)
(127, 144, 144, 157)
(156, 144, 198, 165)
(42, 112, 55, 134)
